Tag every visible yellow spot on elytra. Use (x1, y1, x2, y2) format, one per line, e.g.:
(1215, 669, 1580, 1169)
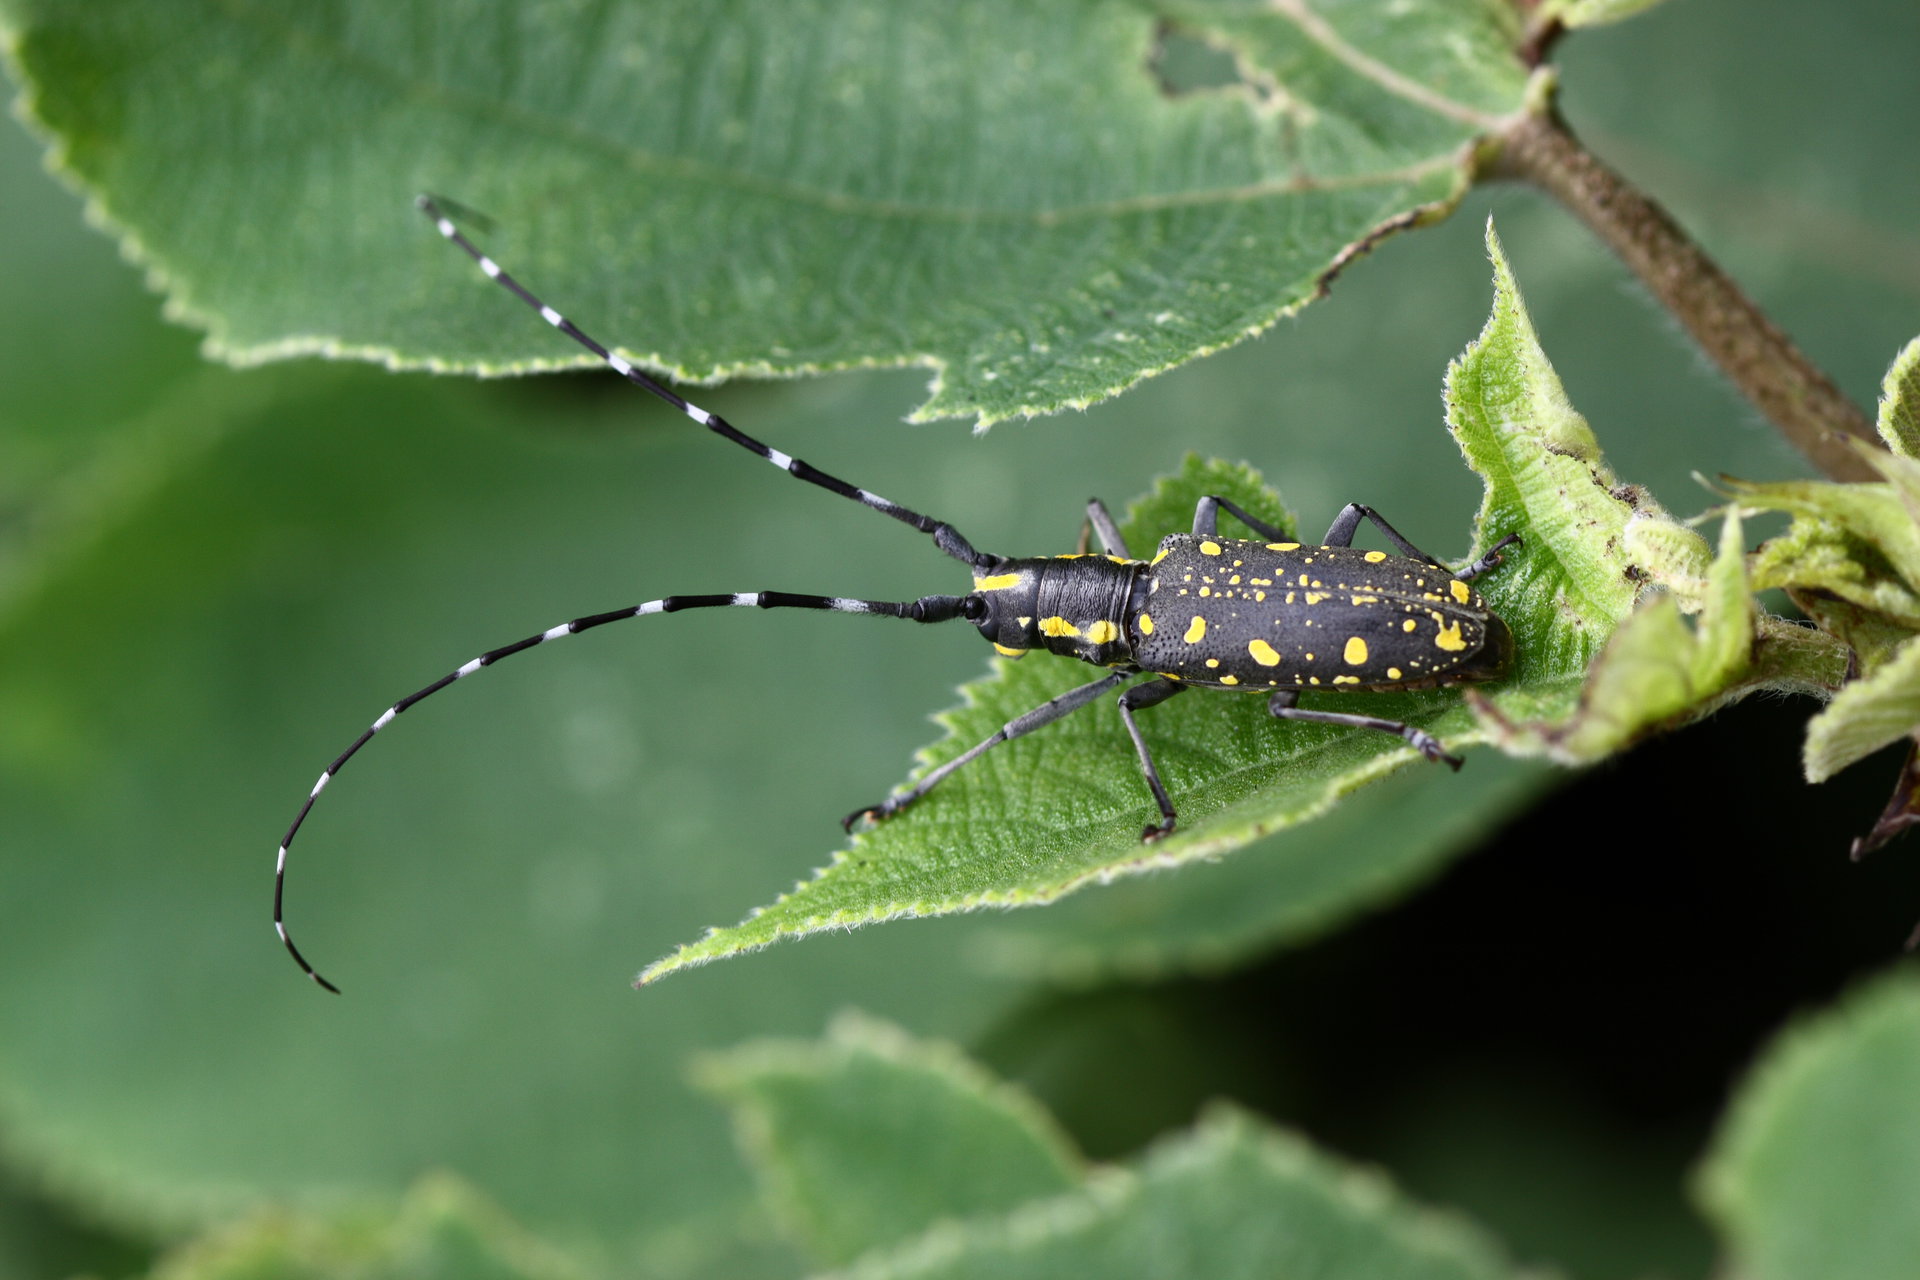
(1435, 621, 1468, 652)
(1200, 540, 1222, 556)
(1344, 636, 1368, 665)
(1151, 548, 1170, 565)
(972, 572, 1022, 590)
(1333, 676, 1360, 685)
(1268, 542, 1299, 551)
(1309, 676, 1321, 685)
(1085, 620, 1118, 644)
(1248, 639, 1281, 666)
(1387, 667, 1403, 680)
(1220, 674, 1239, 685)
(1255, 591, 1266, 601)
(1298, 574, 1310, 586)
(1040, 616, 1080, 637)
(1304, 652, 1316, 661)
(1137, 612, 1154, 635)
(1205, 658, 1220, 669)
(1251, 578, 1272, 586)
(1402, 619, 1418, 632)
(1199, 587, 1211, 597)
(1229, 575, 1241, 585)
(1166, 672, 1182, 680)
(1305, 591, 1329, 605)
(1350, 595, 1378, 605)
(1019, 616, 1032, 627)
(1364, 550, 1386, 563)
(1450, 579, 1472, 603)
(1184, 616, 1207, 644)
(993, 643, 1027, 658)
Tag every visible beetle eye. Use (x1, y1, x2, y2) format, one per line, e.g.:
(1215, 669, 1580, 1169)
(963, 595, 989, 622)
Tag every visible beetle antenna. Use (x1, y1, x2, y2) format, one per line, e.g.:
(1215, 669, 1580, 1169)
(276, 591, 967, 992)
(416, 196, 996, 571)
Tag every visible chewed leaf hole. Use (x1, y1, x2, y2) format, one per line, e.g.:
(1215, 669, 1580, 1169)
(1148, 26, 1261, 100)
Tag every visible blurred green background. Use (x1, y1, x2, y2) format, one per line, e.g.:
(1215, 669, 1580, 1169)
(2, 1, 1918, 1277)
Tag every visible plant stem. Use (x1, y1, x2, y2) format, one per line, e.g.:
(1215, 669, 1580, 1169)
(1488, 106, 1878, 482)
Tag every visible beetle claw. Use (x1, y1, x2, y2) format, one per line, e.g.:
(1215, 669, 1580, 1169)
(842, 803, 887, 832)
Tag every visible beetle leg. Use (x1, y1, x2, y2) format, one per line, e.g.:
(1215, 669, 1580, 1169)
(1266, 689, 1462, 770)
(1320, 502, 1451, 567)
(1192, 495, 1291, 542)
(1117, 677, 1188, 840)
(1083, 498, 1132, 557)
(844, 670, 1134, 830)
(1457, 532, 1523, 581)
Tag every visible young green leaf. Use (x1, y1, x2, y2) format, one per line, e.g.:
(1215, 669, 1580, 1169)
(824, 1107, 1529, 1280)
(1697, 970, 1920, 1280)
(1474, 511, 1757, 760)
(1877, 336, 1920, 458)
(692, 1014, 1082, 1268)
(1732, 474, 1920, 609)
(1443, 222, 1642, 682)
(1, 0, 1530, 426)
(1803, 636, 1920, 783)
(1449, 223, 1835, 761)
(145, 1176, 585, 1280)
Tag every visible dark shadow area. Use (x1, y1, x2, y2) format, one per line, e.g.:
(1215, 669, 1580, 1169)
(982, 694, 1920, 1279)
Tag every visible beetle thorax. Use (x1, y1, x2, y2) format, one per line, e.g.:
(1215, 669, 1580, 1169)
(970, 555, 1141, 665)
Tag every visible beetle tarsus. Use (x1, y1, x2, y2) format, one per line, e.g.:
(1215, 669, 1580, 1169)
(1459, 532, 1524, 581)
(843, 802, 893, 832)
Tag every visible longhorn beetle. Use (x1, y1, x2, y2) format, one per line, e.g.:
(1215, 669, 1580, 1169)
(272, 196, 1521, 992)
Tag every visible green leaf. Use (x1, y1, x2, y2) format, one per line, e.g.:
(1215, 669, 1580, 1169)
(953, 748, 1551, 985)
(1732, 475, 1920, 605)
(1476, 511, 1757, 761)
(0, 360, 1066, 1275)
(1698, 970, 1920, 1280)
(642, 452, 1543, 984)
(1877, 336, 1920, 458)
(1803, 635, 1920, 782)
(1442, 221, 1641, 680)
(692, 1013, 1082, 1267)
(1445, 223, 1847, 761)
(824, 1107, 1529, 1280)
(146, 1176, 586, 1280)
(1728, 439, 1920, 670)
(1438, 219, 1732, 760)
(1, 0, 1529, 426)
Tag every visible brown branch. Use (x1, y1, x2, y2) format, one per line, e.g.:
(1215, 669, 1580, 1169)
(1487, 105, 1878, 482)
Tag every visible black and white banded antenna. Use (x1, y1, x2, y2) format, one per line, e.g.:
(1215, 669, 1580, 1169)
(272, 198, 1001, 993)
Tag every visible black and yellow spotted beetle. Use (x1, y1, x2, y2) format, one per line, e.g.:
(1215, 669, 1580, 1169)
(272, 197, 1520, 992)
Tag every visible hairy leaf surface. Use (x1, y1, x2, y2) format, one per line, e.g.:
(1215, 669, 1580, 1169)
(2, 0, 1529, 425)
